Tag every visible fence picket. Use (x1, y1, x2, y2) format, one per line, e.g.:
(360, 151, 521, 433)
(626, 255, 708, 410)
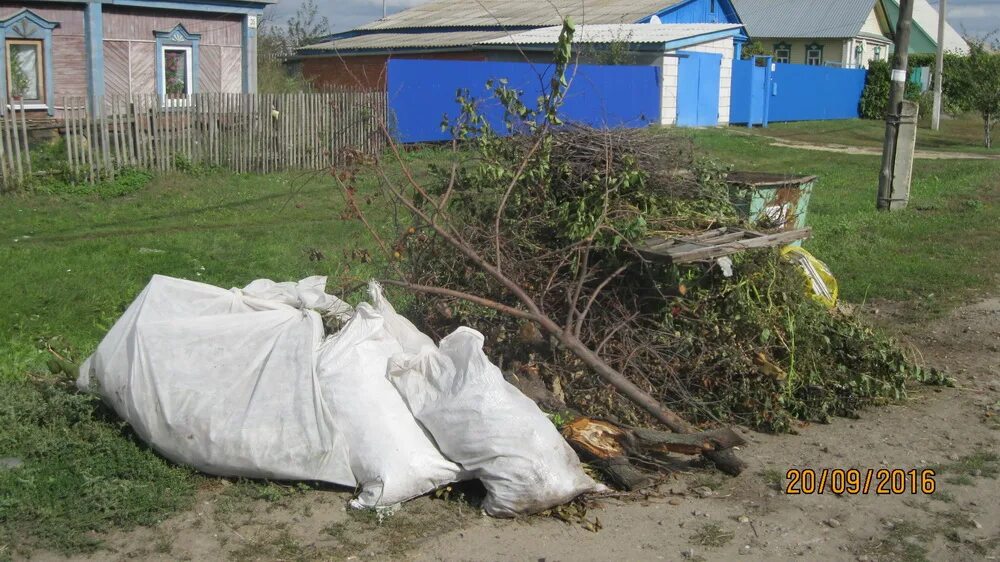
(44, 91, 383, 184)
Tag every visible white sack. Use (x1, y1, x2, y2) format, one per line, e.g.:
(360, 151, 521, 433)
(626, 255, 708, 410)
(78, 275, 355, 485)
(389, 327, 598, 517)
(317, 303, 461, 508)
(240, 275, 353, 320)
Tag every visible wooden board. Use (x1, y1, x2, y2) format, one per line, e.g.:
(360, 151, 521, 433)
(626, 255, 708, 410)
(637, 227, 811, 265)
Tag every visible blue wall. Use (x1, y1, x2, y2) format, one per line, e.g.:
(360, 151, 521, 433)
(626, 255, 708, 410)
(388, 59, 661, 143)
(643, 0, 740, 24)
(731, 61, 867, 124)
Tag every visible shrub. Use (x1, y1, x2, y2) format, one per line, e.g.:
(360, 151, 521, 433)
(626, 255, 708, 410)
(860, 59, 922, 119)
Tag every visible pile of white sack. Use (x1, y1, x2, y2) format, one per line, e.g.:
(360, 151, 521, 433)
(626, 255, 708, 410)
(78, 275, 598, 516)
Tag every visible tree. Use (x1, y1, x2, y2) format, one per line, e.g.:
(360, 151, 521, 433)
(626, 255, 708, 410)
(286, 0, 330, 50)
(948, 37, 1000, 148)
(740, 40, 769, 60)
(255, 5, 323, 93)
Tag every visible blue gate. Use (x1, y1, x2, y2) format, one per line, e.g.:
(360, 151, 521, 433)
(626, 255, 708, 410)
(676, 51, 722, 127)
(731, 60, 867, 125)
(730, 57, 772, 126)
(387, 59, 662, 143)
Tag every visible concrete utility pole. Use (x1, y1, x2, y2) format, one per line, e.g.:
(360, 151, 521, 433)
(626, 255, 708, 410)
(383, 0, 387, 19)
(931, 0, 947, 130)
(877, 0, 916, 211)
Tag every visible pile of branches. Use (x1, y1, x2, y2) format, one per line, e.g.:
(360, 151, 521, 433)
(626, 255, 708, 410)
(393, 123, 937, 433)
(336, 22, 941, 476)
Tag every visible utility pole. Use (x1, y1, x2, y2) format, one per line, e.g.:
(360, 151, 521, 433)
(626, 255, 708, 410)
(877, 0, 916, 211)
(383, 0, 387, 19)
(931, 0, 946, 130)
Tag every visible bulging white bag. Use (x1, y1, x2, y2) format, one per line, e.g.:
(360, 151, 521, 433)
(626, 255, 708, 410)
(78, 275, 355, 485)
(389, 327, 598, 517)
(317, 303, 461, 508)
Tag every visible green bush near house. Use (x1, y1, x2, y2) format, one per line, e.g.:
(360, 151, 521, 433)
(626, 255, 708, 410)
(859, 59, 923, 119)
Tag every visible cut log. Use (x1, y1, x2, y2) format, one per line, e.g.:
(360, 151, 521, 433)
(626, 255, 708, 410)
(561, 417, 746, 488)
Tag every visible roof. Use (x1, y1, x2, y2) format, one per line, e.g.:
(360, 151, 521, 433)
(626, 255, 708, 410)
(356, 0, 685, 31)
(481, 23, 742, 45)
(731, 0, 877, 38)
(904, 0, 969, 54)
(299, 23, 742, 54)
(302, 31, 510, 52)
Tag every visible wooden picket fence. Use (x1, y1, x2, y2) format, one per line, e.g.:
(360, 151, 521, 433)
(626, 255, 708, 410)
(0, 101, 34, 191)
(62, 90, 388, 183)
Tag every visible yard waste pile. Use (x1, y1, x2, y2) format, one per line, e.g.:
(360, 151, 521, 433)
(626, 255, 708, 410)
(77, 275, 598, 516)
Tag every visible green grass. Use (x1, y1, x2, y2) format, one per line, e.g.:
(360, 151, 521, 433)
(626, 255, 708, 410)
(690, 129, 1000, 309)
(742, 113, 997, 154)
(0, 375, 195, 555)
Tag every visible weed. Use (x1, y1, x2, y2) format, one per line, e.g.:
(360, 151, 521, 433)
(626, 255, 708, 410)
(0, 376, 195, 554)
(759, 468, 784, 490)
(934, 450, 1000, 482)
(691, 522, 734, 548)
(689, 472, 728, 492)
(857, 520, 929, 562)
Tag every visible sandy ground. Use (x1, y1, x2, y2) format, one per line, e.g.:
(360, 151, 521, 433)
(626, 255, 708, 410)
(27, 298, 1000, 562)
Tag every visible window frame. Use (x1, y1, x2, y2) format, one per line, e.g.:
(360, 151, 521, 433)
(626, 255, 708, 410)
(5, 38, 45, 106)
(159, 44, 193, 105)
(0, 9, 58, 115)
(854, 42, 865, 68)
(773, 42, 791, 64)
(874, 45, 882, 60)
(805, 43, 824, 66)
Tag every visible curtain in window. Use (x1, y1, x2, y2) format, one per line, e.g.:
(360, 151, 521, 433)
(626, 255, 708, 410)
(8, 44, 40, 101)
(164, 49, 189, 99)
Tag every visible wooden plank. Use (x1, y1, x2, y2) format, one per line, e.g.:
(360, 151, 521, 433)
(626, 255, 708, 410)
(18, 99, 32, 176)
(8, 103, 23, 182)
(658, 228, 812, 264)
(0, 110, 8, 188)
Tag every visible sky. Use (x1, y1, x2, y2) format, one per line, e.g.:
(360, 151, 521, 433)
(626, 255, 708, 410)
(266, 0, 1000, 39)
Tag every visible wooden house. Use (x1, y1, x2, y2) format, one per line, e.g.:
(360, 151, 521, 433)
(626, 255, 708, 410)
(0, 0, 271, 118)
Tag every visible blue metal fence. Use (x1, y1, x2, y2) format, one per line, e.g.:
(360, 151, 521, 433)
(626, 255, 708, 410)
(730, 60, 867, 125)
(387, 59, 662, 143)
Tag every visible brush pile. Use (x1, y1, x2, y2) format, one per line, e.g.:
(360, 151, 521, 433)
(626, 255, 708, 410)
(384, 121, 942, 434)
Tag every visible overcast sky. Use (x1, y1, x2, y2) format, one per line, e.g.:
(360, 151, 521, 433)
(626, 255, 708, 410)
(266, 0, 1000, 39)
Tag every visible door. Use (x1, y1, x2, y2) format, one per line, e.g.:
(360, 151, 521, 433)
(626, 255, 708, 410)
(676, 51, 722, 127)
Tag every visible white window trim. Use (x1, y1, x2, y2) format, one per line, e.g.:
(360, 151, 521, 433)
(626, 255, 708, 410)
(806, 49, 822, 66)
(774, 49, 790, 64)
(159, 45, 193, 107)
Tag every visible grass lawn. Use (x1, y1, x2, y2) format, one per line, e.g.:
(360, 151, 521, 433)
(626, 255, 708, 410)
(0, 127, 997, 555)
(742, 113, 996, 154)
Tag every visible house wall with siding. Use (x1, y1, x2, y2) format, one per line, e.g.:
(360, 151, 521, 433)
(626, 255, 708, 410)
(0, 3, 87, 106)
(660, 36, 734, 126)
(101, 7, 243, 97)
(755, 37, 890, 68)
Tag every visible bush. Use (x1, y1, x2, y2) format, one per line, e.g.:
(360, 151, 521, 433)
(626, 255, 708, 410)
(860, 59, 923, 119)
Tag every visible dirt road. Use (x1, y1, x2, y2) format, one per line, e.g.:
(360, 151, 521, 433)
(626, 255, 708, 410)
(37, 299, 1000, 562)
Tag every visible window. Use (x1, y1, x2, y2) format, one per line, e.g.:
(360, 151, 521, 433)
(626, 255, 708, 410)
(874, 45, 882, 60)
(854, 42, 865, 68)
(160, 45, 192, 102)
(773, 42, 791, 64)
(5, 39, 44, 103)
(806, 43, 823, 66)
